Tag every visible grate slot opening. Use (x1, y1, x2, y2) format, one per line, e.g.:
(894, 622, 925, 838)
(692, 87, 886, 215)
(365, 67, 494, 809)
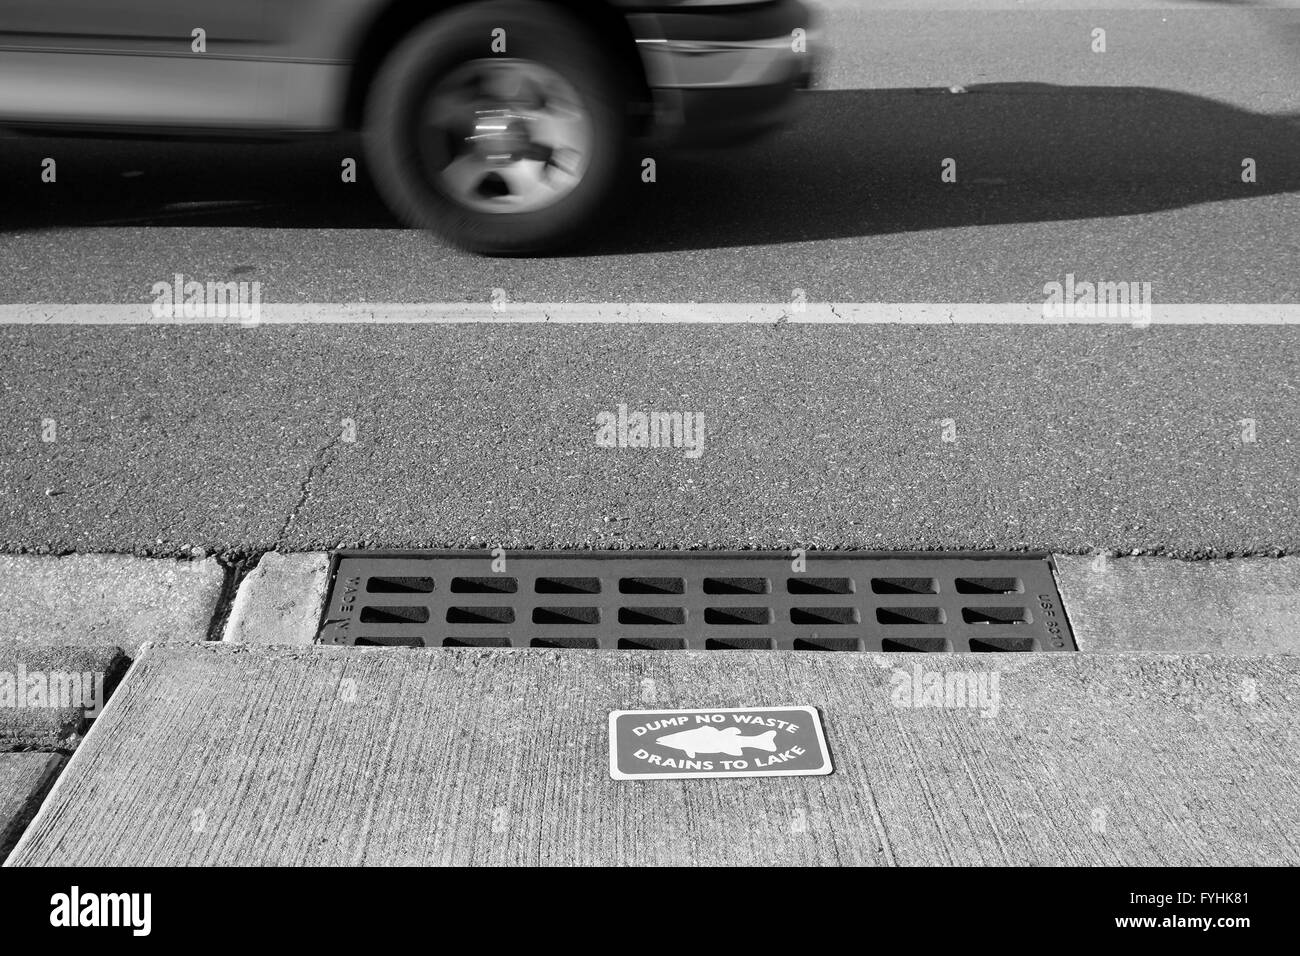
(871, 577, 938, 595)
(882, 637, 953, 652)
(703, 577, 770, 595)
(534, 576, 601, 594)
(877, 606, 946, 625)
(530, 637, 600, 649)
(955, 577, 1023, 594)
(450, 576, 517, 594)
(619, 577, 685, 595)
(619, 606, 686, 625)
(962, 606, 1031, 624)
(443, 636, 512, 647)
(618, 637, 688, 650)
(533, 606, 600, 625)
(791, 606, 860, 625)
(970, 636, 1038, 652)
(704, 606, 773, 625)
(366, 576, 434, 594)
(705, 637, 777, 650)
(787, 577, 854, 595)
(793, 636, 863, 651)
(359, 605, 430, 624)
(446, 606, 515, 624)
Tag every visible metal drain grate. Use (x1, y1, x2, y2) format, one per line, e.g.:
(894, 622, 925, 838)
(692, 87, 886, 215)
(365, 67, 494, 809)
(318, 551, 1076, 652)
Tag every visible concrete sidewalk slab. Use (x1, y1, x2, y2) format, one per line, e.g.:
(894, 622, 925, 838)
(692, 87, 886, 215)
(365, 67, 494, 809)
(8, 643, 1298, 866)
(0, 554, 223, 651)
(1054, 555, 1300, 653)
(0, 753, 64, 861)
(0, 645, 131, 751)
(221, 552, 329, 645)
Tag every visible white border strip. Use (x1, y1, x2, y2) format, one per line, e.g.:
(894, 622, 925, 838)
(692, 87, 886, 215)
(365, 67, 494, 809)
(608, 706, 833, 781)
(0, 303, 1297, 325)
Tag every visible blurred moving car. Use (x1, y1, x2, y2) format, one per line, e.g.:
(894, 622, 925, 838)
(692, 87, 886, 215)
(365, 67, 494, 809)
(0, 0, 816, 253)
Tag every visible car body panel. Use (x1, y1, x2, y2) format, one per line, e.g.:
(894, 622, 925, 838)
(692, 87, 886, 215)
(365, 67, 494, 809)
(1, 0, 347, 129)
(0, 0, 813, 137)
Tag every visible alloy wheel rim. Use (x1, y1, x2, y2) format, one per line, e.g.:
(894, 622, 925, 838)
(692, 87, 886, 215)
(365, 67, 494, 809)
(420, 58, 594, 215)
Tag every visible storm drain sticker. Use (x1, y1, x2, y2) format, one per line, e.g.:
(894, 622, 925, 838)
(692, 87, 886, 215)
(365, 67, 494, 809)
(608, 706, 832, 780)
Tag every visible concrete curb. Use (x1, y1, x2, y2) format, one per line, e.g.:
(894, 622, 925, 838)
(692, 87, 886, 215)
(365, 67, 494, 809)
(218, 551, 1300, 653)
(3, 551, 1298, 655)
(0, 753, 65, 862)
(0, 554, 224, 653)
(1052, 555, 1300, 653)
(0, 645, 133, 751)
(221, 552, 330, 645)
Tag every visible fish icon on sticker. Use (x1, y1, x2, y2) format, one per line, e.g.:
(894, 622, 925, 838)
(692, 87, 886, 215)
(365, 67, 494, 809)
(657, 726, 778, 758)
(609, 706, 832, 780)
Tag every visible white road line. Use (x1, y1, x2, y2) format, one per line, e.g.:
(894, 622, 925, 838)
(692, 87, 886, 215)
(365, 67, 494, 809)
(0, 303, 1296, 325)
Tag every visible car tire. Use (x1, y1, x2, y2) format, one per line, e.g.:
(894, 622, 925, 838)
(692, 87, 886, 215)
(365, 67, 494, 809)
(363, 0, 630, 255)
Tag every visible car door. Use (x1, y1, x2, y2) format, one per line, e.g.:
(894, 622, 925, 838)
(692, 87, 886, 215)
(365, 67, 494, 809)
(2, 1, 231, 46)
(0, 1, 289, 128)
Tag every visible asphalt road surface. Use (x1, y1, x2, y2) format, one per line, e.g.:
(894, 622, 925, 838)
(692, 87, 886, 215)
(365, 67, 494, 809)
(1, 0, 1297, 557)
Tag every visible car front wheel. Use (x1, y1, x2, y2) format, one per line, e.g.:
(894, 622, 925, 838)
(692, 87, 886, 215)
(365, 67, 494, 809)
(363, 0, 629, 255)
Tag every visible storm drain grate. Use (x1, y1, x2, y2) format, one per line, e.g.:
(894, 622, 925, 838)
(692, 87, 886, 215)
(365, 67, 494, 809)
(318, 551, 1076, 652)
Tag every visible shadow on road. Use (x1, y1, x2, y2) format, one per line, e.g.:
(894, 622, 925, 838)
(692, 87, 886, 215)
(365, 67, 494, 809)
(2, 83, 1297, 252)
